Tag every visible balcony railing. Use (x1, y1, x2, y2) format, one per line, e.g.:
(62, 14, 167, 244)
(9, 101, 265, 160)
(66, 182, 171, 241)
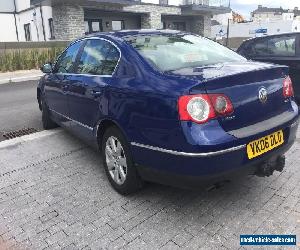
(182, 0, 230, 7)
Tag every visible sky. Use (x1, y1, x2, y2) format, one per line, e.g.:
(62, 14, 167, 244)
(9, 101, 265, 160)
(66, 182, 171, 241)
(230, 0, 300, 19)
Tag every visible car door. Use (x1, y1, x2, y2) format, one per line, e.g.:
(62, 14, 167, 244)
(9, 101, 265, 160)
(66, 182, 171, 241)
(67, 38, 120, 131)
(44, 41, 83, 118)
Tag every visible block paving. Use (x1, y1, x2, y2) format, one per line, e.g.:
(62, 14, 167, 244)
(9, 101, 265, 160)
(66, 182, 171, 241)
(0, 128, 299, 249)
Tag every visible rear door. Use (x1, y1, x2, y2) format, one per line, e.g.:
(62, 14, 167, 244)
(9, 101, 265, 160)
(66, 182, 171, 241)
(44, 41, 83, 117)
(67, 38, 120, 129)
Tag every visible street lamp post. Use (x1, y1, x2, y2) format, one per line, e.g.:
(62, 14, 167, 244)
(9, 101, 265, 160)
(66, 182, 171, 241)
(225, 0, 231, 47)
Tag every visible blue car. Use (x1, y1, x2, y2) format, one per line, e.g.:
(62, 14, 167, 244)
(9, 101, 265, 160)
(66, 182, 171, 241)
(38, 30, 299, 194)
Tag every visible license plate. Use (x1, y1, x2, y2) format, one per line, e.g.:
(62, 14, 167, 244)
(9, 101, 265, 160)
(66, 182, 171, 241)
(247, 130, 284, 160)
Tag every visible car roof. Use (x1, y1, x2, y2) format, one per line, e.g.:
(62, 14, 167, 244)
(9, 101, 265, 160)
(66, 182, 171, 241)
(84, 29, 188, 41)
(244, 32, 300, 43)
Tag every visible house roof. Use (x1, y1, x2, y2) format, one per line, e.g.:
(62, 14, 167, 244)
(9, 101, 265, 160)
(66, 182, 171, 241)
(31, 0, 139, 7)
(90, 29, 184, 39)
(252, 6, 288, 15)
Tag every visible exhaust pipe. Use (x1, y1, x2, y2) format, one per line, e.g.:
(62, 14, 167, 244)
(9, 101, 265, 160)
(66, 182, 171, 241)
(255, 155, 285, 177)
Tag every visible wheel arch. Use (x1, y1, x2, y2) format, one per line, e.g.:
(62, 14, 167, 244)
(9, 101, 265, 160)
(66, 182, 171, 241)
(96, 118, 130, 151)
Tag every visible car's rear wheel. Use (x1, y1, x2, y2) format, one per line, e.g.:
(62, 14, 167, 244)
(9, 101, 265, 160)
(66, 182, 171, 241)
(102, 126, 144, 195)
(41, 96, 58, 130)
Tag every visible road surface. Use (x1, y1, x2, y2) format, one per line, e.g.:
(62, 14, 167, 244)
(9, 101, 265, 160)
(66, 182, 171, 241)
(0, 80, 43, 142)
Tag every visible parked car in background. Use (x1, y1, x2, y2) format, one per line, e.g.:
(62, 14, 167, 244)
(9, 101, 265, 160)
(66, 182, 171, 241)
(237, 33, 300, 104)
(38, 30, 299, 195)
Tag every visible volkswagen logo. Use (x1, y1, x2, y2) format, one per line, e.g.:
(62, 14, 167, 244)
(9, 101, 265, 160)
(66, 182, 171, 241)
(258, 87, 268, 103)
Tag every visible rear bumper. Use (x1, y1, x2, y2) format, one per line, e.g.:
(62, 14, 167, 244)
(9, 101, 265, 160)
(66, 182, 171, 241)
(131, 117, 299, 186)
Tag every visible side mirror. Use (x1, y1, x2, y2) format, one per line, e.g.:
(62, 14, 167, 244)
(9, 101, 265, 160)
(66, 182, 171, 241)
(41, 63, 52, 74)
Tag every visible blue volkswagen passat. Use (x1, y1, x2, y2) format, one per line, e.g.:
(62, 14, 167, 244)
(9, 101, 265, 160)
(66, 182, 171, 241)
(38, 30, 299, 194)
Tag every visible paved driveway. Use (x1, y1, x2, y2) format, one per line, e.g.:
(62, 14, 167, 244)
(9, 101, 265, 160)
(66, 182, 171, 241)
(0, 128, 299, 250)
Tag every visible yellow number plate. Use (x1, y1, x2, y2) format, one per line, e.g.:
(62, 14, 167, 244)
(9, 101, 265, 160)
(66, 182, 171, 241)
(247, 130, 284, 160)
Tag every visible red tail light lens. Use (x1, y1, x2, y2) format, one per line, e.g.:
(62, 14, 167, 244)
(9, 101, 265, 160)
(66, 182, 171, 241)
(283, 76, 294, 98)
(209, 94, 234, 116)
(178, 94, 233, 124)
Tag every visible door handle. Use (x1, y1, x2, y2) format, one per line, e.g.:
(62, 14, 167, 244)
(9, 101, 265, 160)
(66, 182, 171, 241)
(62, 84, 69, 91)
(90, 90, 102, 97)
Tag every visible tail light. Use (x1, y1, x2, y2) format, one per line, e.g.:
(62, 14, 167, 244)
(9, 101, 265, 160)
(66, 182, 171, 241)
(178, 94, 233, 124)
(283, 76, 294, 98)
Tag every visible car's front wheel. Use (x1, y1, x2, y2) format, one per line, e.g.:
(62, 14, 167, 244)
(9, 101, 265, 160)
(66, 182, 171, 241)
(102, 126, 144, 195)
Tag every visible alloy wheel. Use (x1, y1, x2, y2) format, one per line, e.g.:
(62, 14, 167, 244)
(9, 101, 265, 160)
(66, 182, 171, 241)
(105, 136, 127, 185)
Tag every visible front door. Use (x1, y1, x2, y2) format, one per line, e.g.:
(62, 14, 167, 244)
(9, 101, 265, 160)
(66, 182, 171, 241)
(44, 41, 83, 118)
(173, 22, 186, 31)
(67, 38, 121, 130)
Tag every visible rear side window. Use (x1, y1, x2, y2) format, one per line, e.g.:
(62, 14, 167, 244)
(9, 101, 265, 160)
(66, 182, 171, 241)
(253, 39, 268, 56)
(55, 41, 82, 73)
(267, 35, 296, 56)
(77, 39, 120, 75)
(251, 35, 296, 57)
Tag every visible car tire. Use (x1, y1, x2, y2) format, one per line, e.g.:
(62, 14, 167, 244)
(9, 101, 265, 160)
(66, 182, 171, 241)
(41, 96, 58, 130)
(102, 126, 144, 195)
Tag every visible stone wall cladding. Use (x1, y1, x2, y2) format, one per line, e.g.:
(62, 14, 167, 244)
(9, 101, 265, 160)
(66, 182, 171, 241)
(190, 16, 204, 36)
(52, 3, 212, 40)
(203, 15, 211, 37)
(189, 15, 211, 37)
(53, 5, 85, 41)
(125, 4, 181, 29)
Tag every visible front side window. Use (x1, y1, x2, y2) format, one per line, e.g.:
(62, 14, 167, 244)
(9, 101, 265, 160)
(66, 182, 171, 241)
(48, 18, 55, 39)
(54, 41, 82, 73)
(126, 34, 246, 72)
(77, 39, 120, 75)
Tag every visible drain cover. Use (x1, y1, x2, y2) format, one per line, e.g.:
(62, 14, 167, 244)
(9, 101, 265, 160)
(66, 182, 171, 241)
(3, 128, 38, 140)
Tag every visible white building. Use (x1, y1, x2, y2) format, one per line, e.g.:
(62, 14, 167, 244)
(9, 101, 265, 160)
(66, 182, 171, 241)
(0, 0, 53, 42)
(0, 0, 231, 42)
(251, 5, 300, 23)
(212, 12, 232, 26)
(212, 19, 300, 39)
(211, 5, 300, 39)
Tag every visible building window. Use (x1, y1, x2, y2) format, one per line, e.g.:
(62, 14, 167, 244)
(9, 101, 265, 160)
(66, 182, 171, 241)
(24, 23, 31, 41)
(48, 18, 55, 40)
(159, 0, 168, 5)
(112, 20, 125, 31)
(173, 22, 186, 31)
(84, 19, 103, 34)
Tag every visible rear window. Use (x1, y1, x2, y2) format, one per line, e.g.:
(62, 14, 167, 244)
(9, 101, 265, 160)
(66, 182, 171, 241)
(126, 34, 246, 71)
